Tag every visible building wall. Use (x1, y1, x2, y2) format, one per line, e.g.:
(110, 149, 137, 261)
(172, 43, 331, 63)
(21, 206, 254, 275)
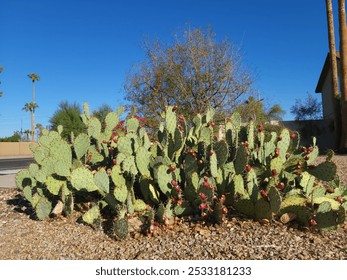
(280, 119, 335, 150)
(320, 69, 335, 119)
(0, 142, 35, 157)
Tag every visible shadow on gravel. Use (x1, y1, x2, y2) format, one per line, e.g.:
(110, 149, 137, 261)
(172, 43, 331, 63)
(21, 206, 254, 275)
(6, 194, 36, 219)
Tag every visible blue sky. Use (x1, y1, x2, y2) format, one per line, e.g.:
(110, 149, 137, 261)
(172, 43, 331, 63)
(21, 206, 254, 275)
(0, 0, 336, 137)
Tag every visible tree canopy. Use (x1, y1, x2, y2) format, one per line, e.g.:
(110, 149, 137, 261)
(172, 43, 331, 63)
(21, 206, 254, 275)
(290, 93, 323, 121)
(125, 26, 255, 127)
(235, 96, 285, 124)
(49, 101, 86, 140)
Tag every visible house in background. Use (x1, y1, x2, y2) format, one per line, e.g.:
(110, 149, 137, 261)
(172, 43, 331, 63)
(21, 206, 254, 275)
(315, 52, 340, 120)
(279, 53, 338, 150)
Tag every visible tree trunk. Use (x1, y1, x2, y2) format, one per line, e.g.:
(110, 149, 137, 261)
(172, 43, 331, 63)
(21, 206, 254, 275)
(326, 0, 342, 150)
(338, 0, 347, 152)
(31, 81, 35, 142)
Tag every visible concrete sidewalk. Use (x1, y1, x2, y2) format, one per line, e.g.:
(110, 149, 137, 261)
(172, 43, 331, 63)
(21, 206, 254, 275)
(0, 173, 17, 189)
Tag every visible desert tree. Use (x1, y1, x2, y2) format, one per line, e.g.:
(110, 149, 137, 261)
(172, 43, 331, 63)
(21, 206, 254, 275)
(49, 101, 86, 141)
(125, 26, 255, 129)
(236, 96, 285, 124)
(290, 93, 323, 121)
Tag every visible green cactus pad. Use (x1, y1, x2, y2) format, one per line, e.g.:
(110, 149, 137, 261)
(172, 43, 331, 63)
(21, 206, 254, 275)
(15, 170, 34, 190)
(74, 133, 90, 159)
(104, 112, 119, 137)
(299, 172, 315, 195)
(45, 175, 67, 196)
(315, 201, 339, 231)
(277, 129, 290, 160)
(165, 106, 177, 136)
(114, 218, 128, 240)
(136, 146, 151, 177)
(157, 165, 172, 196)
(254, 198, 272, 220)
(88, 146, 104, 164)
(279, 205, 311, 226)
(82, 204, 100, 225)
(234, 146, 248, 175)
(268, 186, 282, 214)
(139, 177, 160, 205)
(307, 161, 337, 182)
(214, 140, 228, 166)
(246, 169, 258, 203)
(233, 174, 248, 199)
(281, 195, 307, 208)
(87, 117, 102, 139)
(114, 184, 128, 203)
(234, 199, 255, 217)
(93, 169, 110, 193)
(35, 196, 52, 220)
(174, 201, 194, 216)
(126, 117, 139, 133)
(117, 136, 134, 156)
(210, 152, 218, 178)
(313, 197, 341, 211)
(306, 146, 319, 165)
(71, 167, 98, 192)
(134, 199, 147, 211)
(139, 127, 151, 150)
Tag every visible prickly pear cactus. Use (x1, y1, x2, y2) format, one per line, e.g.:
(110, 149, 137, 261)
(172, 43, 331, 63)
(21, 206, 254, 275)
(15, 102, 346, 238)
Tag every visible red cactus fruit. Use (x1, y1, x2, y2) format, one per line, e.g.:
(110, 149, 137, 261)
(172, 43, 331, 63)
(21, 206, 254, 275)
(204, 176, 209, 182)
(290, 133, 296, 139)
(310, 219, 317, 226)
(277, 182, 285, 190)
(199, 193, 207, 200)
(171, 180, 178, 187)
(258, 124, 263, 132)
(274, 148, 280, 156)
(220, 195, 226, 204)
(169, 165, 176, 172)
(308, 146, 314, 153)
(172, 105, 178, 111)
(198, 159, 204, 165)
(260, 190, 267, 198)
(336, 196, 342, 203)
(222, 207, 228, 215)
(272, 169, 277, 177)
(304, 155, 310, 161)
(210, 150, 214, 156)
(175, 185, 182, 193)
(102, 140, 108, 144)
(277, 135, 282, 141)
(199, 203, 208, 210)
(246, 164, 252, 172)
(326, 188, 334, 194)
(113, 159, 117, 165)
(202, 181, 211, 188)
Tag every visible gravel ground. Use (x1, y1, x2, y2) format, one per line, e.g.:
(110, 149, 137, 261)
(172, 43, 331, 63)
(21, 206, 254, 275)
(0, 156, 346, 260)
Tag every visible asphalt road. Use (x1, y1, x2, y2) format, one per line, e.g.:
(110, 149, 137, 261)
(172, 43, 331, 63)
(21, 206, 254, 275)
(0, 157, 34, 171)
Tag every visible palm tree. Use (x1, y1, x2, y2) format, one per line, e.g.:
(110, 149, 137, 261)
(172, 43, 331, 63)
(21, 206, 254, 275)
(23, 129, 31, 141)
(27, 73, 40, 142)
(338, 0, 347, 151)
(326, 0, 342, 149)
(22, 102, 39, 141)
(35, 123, 43, 138)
